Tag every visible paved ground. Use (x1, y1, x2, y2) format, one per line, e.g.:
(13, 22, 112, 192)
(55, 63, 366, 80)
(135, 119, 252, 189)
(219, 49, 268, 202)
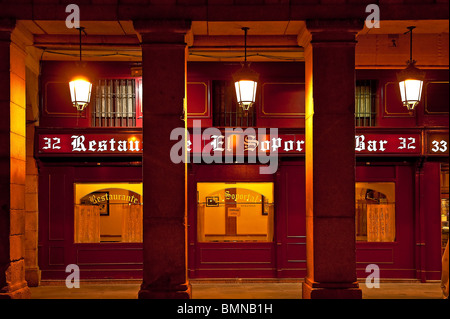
(28, 280, 445, 299)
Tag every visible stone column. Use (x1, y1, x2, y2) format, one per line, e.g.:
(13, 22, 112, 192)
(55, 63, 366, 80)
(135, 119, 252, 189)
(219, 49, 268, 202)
(299, 20, 363, 299)
(134, 20, 191, 299)
(0, 19, 30, 299)
(24, 45, 42, 287)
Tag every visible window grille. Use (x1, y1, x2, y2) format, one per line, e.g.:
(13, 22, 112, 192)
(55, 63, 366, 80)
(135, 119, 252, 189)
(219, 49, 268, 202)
(355, 80, 377, 127)
(92, 79, 137, 127)
(212, 80, 256, 127)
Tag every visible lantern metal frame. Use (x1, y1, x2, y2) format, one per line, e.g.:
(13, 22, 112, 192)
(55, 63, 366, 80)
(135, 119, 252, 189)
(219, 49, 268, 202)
(69, 26, 92, 112)
(233, 27, 259, 111)
(397, 26, 426, 112)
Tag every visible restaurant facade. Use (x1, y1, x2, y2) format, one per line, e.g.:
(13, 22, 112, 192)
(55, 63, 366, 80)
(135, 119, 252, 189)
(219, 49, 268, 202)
(0, 1, 448, 299)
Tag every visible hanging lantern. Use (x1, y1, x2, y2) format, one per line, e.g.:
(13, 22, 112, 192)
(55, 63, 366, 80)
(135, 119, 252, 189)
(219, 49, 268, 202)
(233, 27, 259, 111)
(233, 65, 259, 111)
(69, 77, 92, 111)
(397, 26, 425, 112)
(69, 27, 92, 111)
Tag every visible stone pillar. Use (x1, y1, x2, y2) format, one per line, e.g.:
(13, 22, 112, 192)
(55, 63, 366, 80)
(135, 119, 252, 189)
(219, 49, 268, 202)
(134, 20, 191, 299)
(24, 45, 42, 287)
(0, 19, 31, 299)
(300, 20, 363, 299)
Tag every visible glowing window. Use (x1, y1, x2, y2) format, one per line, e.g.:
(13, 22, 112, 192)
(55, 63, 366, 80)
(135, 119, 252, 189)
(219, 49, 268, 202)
(355, 182, 396, 242)
(74, 183, 143, 243)
(197, 182, 274, 242)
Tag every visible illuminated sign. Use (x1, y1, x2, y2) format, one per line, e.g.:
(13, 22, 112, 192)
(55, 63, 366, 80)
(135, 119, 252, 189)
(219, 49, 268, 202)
(37, 133, 143, 155)
(187, 133, 422, 155)
(426, 132, 449, 155)
(36, 130, 447, 157)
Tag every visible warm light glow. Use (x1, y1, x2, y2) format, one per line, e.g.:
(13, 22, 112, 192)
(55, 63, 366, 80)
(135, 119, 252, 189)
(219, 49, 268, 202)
(69, 78, 92, 111)
(398, 78, 423, 112)
(235, 80, 258, 111)
(233, 27, 259, 111)
(396, 27, 425, 112)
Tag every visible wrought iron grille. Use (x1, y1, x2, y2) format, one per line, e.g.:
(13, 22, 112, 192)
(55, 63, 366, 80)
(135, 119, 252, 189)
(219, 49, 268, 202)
(355, 80, 377, 127)
(92, 79, 137, 127)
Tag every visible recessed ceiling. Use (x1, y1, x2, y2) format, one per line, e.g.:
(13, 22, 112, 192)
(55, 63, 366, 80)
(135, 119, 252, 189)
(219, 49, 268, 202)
(20, 20, 136, 36)
(21, 19, 448, 37)
(19, 19, 448, 63)
(192, 21, 306, 36)
(358, 20, 449, 36)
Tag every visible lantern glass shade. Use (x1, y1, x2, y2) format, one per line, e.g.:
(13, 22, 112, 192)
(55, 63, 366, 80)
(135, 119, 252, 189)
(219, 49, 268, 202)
(397, 61, 425, 112)
(398, 79, 423, 111)
(69, 78, 92, 111)
(233, 66, 259, 111)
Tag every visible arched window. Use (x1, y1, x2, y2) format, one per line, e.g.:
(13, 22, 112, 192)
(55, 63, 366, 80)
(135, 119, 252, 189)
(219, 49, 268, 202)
(355, 182, 396, 242)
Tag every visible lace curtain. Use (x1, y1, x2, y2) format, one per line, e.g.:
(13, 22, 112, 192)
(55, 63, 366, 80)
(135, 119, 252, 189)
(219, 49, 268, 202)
(75, 205, 101, 243)
(122, 204, 143, 242)
(367, 203, 396, 242)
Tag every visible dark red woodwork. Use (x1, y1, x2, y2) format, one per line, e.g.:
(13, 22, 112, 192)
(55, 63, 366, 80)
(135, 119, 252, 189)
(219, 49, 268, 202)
(355, 164, 416, 280)
(37, 60, 448, 281)
(37, 157, 443, 280)
(38, 163, 143, 280)
(186, 159, 441, 280)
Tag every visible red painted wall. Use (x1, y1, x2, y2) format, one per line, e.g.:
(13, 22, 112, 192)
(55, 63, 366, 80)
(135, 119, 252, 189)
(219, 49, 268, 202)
(40, 61, 448, 130)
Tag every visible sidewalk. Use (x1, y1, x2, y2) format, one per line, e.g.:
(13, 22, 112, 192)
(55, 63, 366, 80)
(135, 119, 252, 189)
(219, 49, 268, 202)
(28, 280, 444, 299)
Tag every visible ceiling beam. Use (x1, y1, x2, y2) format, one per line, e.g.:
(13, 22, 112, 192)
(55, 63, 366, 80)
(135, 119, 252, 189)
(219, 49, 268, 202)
(33, 34, 140, 49)
(1, 3, 448, 22)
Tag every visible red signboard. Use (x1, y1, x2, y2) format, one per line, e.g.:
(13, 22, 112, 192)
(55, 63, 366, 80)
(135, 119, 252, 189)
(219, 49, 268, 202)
(187, 132, 422, 156)
(36, 130, 430, 157)
(37, 133, 143, 155)
(426, 131, 449, 156)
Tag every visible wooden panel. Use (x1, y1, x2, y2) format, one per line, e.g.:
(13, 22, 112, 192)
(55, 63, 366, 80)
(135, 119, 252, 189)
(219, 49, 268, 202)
(286, 243, 306, 263)
(199, 246, 272, 264)
(48, 173, 66, 241)
(285, 167, 306, 238)
(356, 247, 394, 264)
(44, 81, 88, 118)
(356, 165, 396, 180)
(187, 82, 209, 118)
(261, 82, 305, 118)
(76, 247, 143, 265)
(193, 268, 276, 279)
(48, 246, 65, 266)
(38, 164, 144, 280)
(425, 81, 449, 114)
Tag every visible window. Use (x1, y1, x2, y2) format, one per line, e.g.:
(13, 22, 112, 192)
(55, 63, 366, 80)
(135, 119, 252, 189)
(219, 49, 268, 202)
(92, 79, 140, 127)
(441, 163, 449, 251)
(74, 183, 143, 243)
(355, 80, 377, 127)
(197, 182, 274, 242)
(212, 80, 256, 127)
(355, 182, 396, 242)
